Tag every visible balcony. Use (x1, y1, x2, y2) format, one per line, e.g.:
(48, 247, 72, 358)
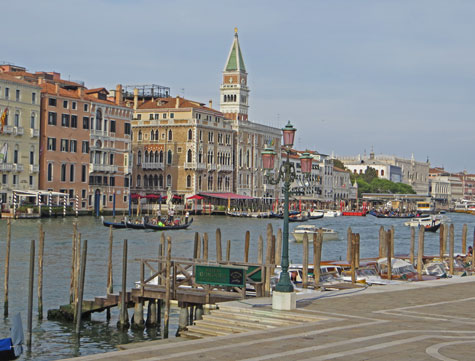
(13, 127, 24, 136)
(218, 164, 233, 172)
(207, 164, 217, 172)
(2, 126, 13, 134)
(30, 128, 39, 137)
(184, 162, 197, 169)
(90, 129, 109, 137)
(13, 164, 24, 172)
(0, 163, 13, 171)
(29, 164, 39, 173)
(89, 163, 118, 173)
(142, 162, 164, 170)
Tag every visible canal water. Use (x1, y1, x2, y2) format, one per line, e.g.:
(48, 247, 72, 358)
(0, 213, 474, 360)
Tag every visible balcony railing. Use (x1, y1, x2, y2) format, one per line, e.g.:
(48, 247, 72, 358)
(90, 129, 109, 137)
(0, 163, 13, 171)
(2, 126, 13, 134)
(13, 164, 24, 171)
(207, 164, 217, 171)
(142, 162, 164, 170)
(30, 128, 39, 137)
(29, 164, 39, 173)
(13, 127, 24, 136)
(218, 164, 233, 172)
(89, 163, 118, 173)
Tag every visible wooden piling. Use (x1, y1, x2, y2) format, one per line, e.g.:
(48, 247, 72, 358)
(146, 300, 157, 327)
(75, 239, 88, 334)
(439, 224, 445, 259)
(347, 227, 352, 263)
(350, 234, 356, 283)
(226, 240, 231, 262)
(216, 228, 222, 262)
(70, 223, 77, 304)
(390, 226, 395, 259)
(73, 233, 82, 317)
(107, 226, 113, 295)
(257, 235, 263, 266)
(164, 237, 172, 338)
(355, 233, 360, 268)
(449, 224, 454, 276)
(193, 232, 199, 259)
(270, 235, 276, 266)
(386, 231, 392, 281)
(472, 227, 475, 271)
(462, 224, 467, 255)
(203, 233, 208, 261)
(265, 231, 273, 296)
(378, 226, 384, 258)
(244, 230, 250, 263)
(119, 239, 129, 330)
(4, 219, 11, 317)
(275, 228, 282, 266)
(410, 227, 415, 266)
(27, 239, 35, 349)
(38, 227, 45, 319)
(443, 224, 448, 257)
(313, 231, 322, 289)
(417, 227, 425, 279)
(302, 232, 308, 288)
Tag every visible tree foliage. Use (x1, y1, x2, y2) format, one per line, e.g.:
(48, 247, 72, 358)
(351, 167, 416, 197)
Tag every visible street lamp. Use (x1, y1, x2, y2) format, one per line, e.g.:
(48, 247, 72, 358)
(262, 121, 313, 294)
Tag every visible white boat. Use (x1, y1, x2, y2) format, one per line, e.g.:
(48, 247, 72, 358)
(404, 214, 448, 228)
(292, 225, 339, 242)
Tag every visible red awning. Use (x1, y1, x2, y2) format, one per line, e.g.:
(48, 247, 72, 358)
(187, 195, 204, 200)
(145, 194, 161, 199)
(200, 192, 254, 200)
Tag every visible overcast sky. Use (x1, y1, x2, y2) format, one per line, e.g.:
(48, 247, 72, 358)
(3, 0, 474, 172)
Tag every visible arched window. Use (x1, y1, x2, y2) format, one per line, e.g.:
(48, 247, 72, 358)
(137, 151, 142, 165)
(188, 129, 192, 140)
(61, 164, 66, 182)
(198, 150, 203, 163)
(137, 175, 141, 187)
(155, 130, 158, 140)
(166, 174, 172, 187)
(159, 150, 164, 163)
(138, 130, 142, 140)
(186, 175, 191, 188)
(30, 112, 35, 129)
(154, 175, 158, 187)
(187, 149, 192, 163)
(96, 109, 102, 130)
(47, 163, 53, 182)
(381, 170, 385, 176)
(158, 174, 163, 188)
(144, 151, 149, 163)
(246, 150, 250, 167)
(150, 130, 154, 141)
(154, 151, 159, 163)
(144, 175, 148, 187)
(168, 129, 173, 141)
(239, 149, 242, 167)
(167, 150, 172, 164)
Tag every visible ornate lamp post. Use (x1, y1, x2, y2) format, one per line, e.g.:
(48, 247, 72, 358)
(262, 121, 313, 294)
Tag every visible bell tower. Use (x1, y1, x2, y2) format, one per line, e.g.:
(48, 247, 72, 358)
(220, 28, 249, 121)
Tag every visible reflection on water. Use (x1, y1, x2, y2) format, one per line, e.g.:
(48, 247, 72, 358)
(0, 213, 474, 360)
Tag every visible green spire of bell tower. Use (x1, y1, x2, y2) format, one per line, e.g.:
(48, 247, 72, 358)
(225, 28, 246, 72)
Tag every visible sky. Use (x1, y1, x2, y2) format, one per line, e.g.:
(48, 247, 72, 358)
(3, 0, 475, 172)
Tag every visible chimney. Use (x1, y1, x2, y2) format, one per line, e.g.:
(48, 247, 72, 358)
(77, 87, 84, 98)
(133, 88, 138, 110)
(115, 84, 122, 106)
(55, 83, 60, 95)
(209, 99, 213, 109)
(176, 97, 180, 108)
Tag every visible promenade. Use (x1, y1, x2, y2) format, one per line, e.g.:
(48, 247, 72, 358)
(62, 276, 475, 361)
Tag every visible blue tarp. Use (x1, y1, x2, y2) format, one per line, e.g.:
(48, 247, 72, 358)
(0, 338, 12, 352)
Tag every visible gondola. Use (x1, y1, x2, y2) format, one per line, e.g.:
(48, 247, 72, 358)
(126, 221, 147, 229)
(101, 216, 127, 229)
(369, 211, 415, 219)
(423, 223, 441, 232)
(144, 218, 194, 230)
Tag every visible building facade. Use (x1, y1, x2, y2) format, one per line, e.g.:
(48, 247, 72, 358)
(0, 71, 41, 206)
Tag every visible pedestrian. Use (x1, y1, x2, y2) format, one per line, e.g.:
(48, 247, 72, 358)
(185, 211, 189, 224)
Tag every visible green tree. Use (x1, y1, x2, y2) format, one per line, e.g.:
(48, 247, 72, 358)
(362, 167, 378, 183)
(333, 159, 346, 170)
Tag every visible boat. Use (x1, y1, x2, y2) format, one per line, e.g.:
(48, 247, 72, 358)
(0, 313, 23, 360)
(292, 225, 339, 242)
(306, 211, 324, 220)
(404, 216, 442, 232)
(144, 218, 194, 230)
(288, 213, 309, 222)
(323, 210, 340, 217)
(368, 210, 415, 219)
(125, 221, 147, 229)
(341, 211, 367, 216)
(101, 216, 128, 229)
(416, 201, 435, 214)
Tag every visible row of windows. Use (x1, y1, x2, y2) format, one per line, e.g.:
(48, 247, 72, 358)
(0, 109, 38, 128)
(47, 138, 85, 153)
(47, 163, 87, 183)
(1, 87, 37, 104)
(2, 174, 34, 186)
(0, 145, 36, 165)
(136, 128, 231, 146)
(136, 112, 174, 121)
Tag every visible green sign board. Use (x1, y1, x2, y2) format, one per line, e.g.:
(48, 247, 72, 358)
(246, 266, 262, 283)
(195, 265, 245, 287)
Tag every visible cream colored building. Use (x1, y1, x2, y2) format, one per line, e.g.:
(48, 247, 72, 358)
(0, 72, 41, 206)
(131, 95, 234, 198)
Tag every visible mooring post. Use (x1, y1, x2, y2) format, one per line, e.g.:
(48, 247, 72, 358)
(275, 228, 282, 267)
(176, 304, 189, 336)
(38, 227, 45, 319)
(462, 224, 467, 255)
(164, 237, 172, 338)
(355, 233, 360, 268)
(417, 227, 425, 279)
(27, 240, 35, 349)
(226, 240, 231, 262)
(146, 300, 157, 328)
(195, 232, 201, 261)
(244, 230, 250, 263)
(118, 239, 129, 330)
(202, 233, 208, 261)
(449, 224, 454, 276)
(386, 231, 392, 281)
(75, 239, 88, 334)
(378, 226, 384, 258)
(390, 226, 395, 259)
(216, 228, 222, 262)
(410, 227, 415, 266)
(107, 225, 113, 295)
(257, 235, 263, 265)
(4, 219, 11, 317)
(347, 227, 352, 263)
(195, 305, 203, 321)
(302, 232, 308, 289)
(313, 231, 323, 289)
(443, 224, 448, 258)
(472, 227, 475, 271)
(264, 229, 273, 296)
(439, 224, 445, 259)
(70, 222, 77, 304)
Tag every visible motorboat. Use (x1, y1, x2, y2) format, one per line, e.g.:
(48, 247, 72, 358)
(404, 216, 443, 232)
(292, 225, 339, 242)
(324, 210, 340, 217)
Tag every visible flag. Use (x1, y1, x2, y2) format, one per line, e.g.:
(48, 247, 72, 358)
(0, 107, 7, 134)
(0, 143, 7, 163)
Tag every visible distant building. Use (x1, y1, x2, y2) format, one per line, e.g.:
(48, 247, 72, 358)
(0, 70, 41, 206)
(458, 172, 475, 201)
(337, 151, 429, 195)
(429, 167, 463, 206)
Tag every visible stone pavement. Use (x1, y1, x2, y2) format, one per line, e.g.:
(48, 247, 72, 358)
(62, 276, 475, 361)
